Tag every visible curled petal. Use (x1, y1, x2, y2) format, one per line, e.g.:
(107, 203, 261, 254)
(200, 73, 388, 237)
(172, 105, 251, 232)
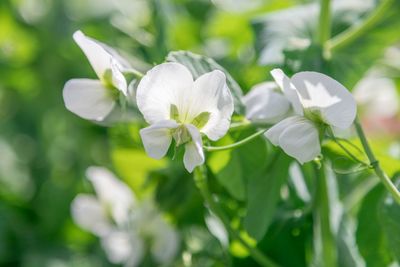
(243, 81, 291, 124)
(187, 70, 234, 141)
(266, 116, 320, 164)
(183, 124, 205, 172)
(63, 78, 115, 121)
(291, 71, 356, 129)
(73, 30, 127, 93)
(140, 120, 179, 159)
(71, 194, 111, 236)
(271, 68, 303, 115)
(265, 116, 303, 145)
(136, 63, 194, 124)
(86, 166, 136, 225)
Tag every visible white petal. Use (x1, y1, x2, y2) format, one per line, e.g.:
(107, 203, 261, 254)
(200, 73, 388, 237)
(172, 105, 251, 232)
(63, 78, 115, 121)
(243, 81, 291, 124)
(183, 124, 205, 172)
(101, 230, 144, 266)
(86, 166, 135, 225)
(136, 63, 194, 124)
(73, 31, 128, 93)
(265, 115, 304, 145)
(185, 70, 234, 141)
(73, 30, 113, 79)
(270, 68, 303, 115)
(291, 71, 357, 129)
(111, 58, 128, 95)
(139, 120, 179, 159)
(151, 218, 180, 264)
(70, 194, 111, 236)
(205, 213, 229, 247)
(278, 119, 320, 164)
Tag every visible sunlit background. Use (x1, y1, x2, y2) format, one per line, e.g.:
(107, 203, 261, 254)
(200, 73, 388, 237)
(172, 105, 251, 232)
(1, 0, 400, 266)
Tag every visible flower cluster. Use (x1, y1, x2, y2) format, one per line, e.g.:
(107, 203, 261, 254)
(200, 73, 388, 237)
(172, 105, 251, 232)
(71, 166, 179, 267)
(63, 30, 357, 168)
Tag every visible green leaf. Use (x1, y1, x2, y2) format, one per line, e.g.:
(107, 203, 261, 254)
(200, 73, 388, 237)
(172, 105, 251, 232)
(208, 147, 245, 201)
(166, 50, 245, 114)
(379, 179, 400, 262)
(244, 151, 291, 241)
(356, 185, 392, 267)
(327, 0, 400, 88)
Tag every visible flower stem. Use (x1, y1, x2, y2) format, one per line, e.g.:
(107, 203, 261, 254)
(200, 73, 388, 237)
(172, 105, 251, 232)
(194, 166, 279, 267)
(326, 127, 369, 166)
(318, 0, 331, 47)
(326, 0, 394, 52)
(124, 68, 145, 79)
(313, 163, 337, 267)
(203, 129, 267, 152)
(354, 117, 400, 204)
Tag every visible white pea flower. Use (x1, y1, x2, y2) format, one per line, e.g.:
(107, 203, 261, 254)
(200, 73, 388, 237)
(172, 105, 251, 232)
(71, 166, 179, 267)
(136, 62, 234, 172)
(63, 30, 131, 121)
(265, 69, 357, 164)
(243, 81, 291, 124)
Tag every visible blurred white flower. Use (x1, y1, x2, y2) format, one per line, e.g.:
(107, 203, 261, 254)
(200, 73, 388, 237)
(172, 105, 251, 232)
(136, 62, 234, 172)
(63, 31, 131, 121)
(265, 69, 357, 164)
(243, 81, 291, 124)
(354, 76, 399, 118)
(71, 167, 179, 267)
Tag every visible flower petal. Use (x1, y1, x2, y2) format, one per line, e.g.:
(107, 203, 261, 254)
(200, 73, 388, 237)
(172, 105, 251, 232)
(136, 63, 194, 124)
(140, 120, 179, 159)
(73, 31, 128, 93)
(71, 194, 111, 236)
(86, 166, 136, 225)
(63, 78, 115, 121)
(243, 81, 291, 124)
(278, 118, 320, 164)
(183, 124, 205, 172)
(111, 58, 128, 95)
(73, 30, 113, 79)
(151, 218, 180, 264)
(270, 68, 303, 115)
(101, 230, 144, 266)
(291, 71, 356, 129)
(265, 115, 303, 145)
(185, 70, 234, 141)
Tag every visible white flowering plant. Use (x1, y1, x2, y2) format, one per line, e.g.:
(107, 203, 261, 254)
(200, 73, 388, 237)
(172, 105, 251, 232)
(61, 1, 400, 266)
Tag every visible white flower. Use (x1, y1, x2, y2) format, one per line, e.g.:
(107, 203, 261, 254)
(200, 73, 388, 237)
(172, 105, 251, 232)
(265, 69, 357, 164)
(71, 167, 179, 267)
(136, 62, 234, 172)
(243, 81, 291, 124)
(63, 30, 130, 121)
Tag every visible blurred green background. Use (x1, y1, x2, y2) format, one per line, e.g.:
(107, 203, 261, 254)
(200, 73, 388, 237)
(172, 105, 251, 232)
(1, 0, 400, 266)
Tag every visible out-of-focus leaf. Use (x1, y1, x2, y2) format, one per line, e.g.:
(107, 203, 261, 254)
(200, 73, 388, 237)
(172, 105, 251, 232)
(111, 148, 166, 196)
(208, 136, 246, 201)
(380, 180, 400, 262)
(166, 50, 245, 114)
(327, 0, 400, 88)
(356, 185, 392, 267)
(252, 0, 372, 66)
(244, 151, 291, 241)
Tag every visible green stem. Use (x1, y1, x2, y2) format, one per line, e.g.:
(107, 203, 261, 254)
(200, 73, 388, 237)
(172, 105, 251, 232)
(204, 129, 267, 152)
(313, 163, 337, 267)
(354, 117, 400, 204)
(326, 127, 369, 166)
(194, 166, 279, 267)
(124, 68, 144, 79)
(326, 0, 394, 52)
(318, 0, 331, 46)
